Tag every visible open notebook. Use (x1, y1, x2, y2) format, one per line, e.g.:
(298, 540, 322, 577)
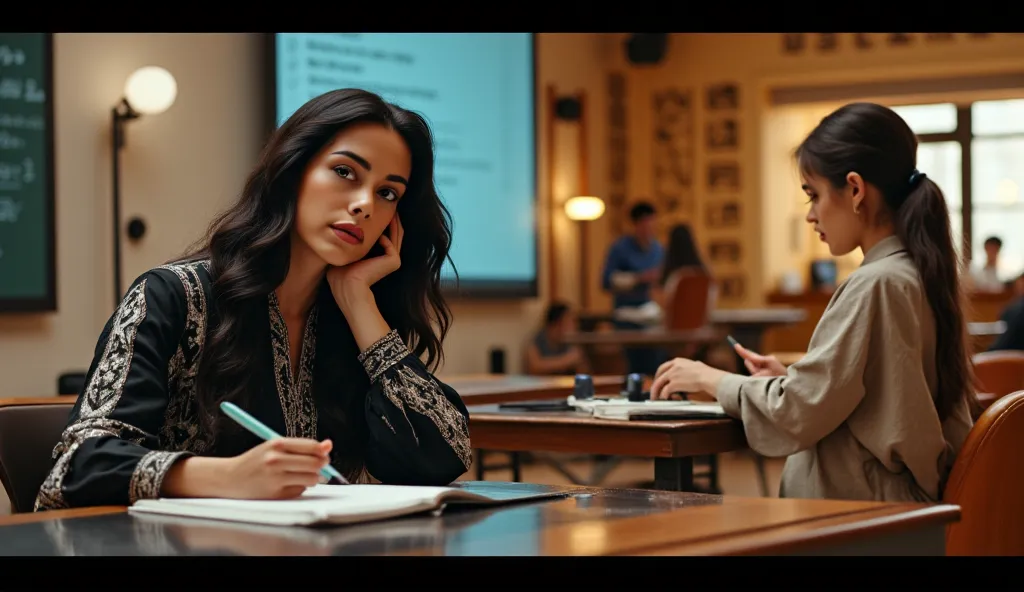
(568, 396, 729, 421)
(128, 483, 567, 528)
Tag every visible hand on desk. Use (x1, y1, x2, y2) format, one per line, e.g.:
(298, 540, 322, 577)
(651, 358, 726, 400)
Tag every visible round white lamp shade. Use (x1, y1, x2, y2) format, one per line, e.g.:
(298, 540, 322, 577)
(564, 196, 605, 221)
(124, 66, 177, 115)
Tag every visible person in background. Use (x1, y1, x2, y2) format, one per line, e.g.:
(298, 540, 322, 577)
(601, 201, 665, 375)
(988, 272, 1024, 352)
(655, 223, 717, 314)
(652, 224, 735, 374)
(650, 102, 976, 503)
(525, 302, 589, 376)
(969, 236, 1005, 293)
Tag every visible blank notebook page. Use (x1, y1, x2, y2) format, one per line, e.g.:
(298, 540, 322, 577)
(150, 484, 457, 514)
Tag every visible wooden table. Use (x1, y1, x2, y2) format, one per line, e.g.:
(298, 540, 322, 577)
(0, 482, 958, 558)
(468, 405, 746, 491)
(443, 374, 624, 405)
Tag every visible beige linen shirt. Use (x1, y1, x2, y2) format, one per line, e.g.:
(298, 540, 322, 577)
(717, 235, 974, 502)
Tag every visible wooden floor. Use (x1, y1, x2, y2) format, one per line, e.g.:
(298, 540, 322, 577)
(460, 451, 786, 497)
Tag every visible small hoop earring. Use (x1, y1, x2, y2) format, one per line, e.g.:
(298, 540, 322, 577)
(853, 206, 860, 214)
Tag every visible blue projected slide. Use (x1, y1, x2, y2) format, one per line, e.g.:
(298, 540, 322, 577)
(273, 33, 536, 296)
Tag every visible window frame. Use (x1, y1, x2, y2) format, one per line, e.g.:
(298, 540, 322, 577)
(914, 101, 1024, 262)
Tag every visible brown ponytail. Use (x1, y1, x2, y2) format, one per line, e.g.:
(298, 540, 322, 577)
(796, 102, 978, 422)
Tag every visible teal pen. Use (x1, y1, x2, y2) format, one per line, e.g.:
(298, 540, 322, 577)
(726, 335, 740, 349)
(219, 401, 349, 485)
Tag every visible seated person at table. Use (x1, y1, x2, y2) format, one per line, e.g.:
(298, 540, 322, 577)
(34, 89, 472, 512)
(525, 302, 589, 376)
(650, 103, 976, 503)
(988, 272, 1024, 352)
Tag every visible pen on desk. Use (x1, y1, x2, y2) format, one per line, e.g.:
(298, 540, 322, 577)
(219, 401, 349, 485)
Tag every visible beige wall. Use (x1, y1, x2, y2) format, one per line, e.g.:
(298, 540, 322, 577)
(0, 32, 612, 398)
(608, 33, 1024, 304)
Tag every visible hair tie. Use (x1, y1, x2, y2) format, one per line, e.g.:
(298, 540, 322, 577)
(909, 169, 926, 188)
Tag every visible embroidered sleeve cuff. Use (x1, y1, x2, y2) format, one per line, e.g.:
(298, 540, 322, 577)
(129, 450, 192, 504)
(716, 373, 748, 418)
(357, 329, 410, 384)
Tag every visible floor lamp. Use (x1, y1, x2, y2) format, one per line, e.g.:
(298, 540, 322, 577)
(564, 195, 605, 311)
(111, 66, 177, 308)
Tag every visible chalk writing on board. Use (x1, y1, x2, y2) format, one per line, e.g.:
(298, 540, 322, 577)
(0, 114, 44, 130)
(24, 79, 44, 103)
(0, 132, 24, 150)
(0, 78, 21, 100)
(0, 157, 34, 186)
(0, 45, 26, 66)
(0, 197, 22, 223)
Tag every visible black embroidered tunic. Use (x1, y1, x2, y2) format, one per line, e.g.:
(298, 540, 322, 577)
(34, 260, 472, 511)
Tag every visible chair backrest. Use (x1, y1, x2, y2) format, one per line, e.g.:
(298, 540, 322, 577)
(0, 397, 76, 513)
(56, 372, 87, 396)
(943, 389, 1024, 556)
(663, 269, 713, 331)
(972, 350, 1024, 405)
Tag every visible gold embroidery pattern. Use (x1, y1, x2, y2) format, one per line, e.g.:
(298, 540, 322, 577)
(157, 261, 209, 454)
(35, 280, 149, 511)
(129, 450, 191, 504)
(267, 293, 319, 439)
(358, 330, 472, 470)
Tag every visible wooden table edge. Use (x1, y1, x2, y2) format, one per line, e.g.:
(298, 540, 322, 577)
(624, 502, 961, 556)
(0, 506, 126, 526)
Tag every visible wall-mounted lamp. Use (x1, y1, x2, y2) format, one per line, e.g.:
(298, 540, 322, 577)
(111, 66, 177, 308)
(564, 196, 606, 222)
(564, 195, 605, 310)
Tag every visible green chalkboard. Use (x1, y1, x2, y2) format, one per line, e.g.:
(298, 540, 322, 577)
(0, 33, 55, 312)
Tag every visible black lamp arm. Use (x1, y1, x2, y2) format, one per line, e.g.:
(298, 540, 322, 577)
(111, 97, 141, 309)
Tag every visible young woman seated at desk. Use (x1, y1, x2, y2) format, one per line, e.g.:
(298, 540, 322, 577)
(525, 302, 590, 376)
(651, 102, 976, 503)
(34, 89, 472, 511)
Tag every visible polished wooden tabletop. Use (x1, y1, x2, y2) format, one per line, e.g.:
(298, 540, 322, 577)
(0, 482, 958, 556)
(444, 374, 624, 404)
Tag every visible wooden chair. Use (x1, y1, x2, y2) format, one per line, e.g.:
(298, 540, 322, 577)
(0, 396, 76, 513)
(972, 350, 1024, 411)
(943, 389, 1024, 555)
(662, 270, 713, 332)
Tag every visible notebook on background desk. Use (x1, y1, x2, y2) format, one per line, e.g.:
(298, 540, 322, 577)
(128, 484, 568, 528)
(568, 396, 729, 421)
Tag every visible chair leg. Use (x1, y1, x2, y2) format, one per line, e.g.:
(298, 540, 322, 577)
(511, 452, 522, 482)
(476, 449, 487, 480)
(753, 452, 770, 497)
(706, 454, 721, 494)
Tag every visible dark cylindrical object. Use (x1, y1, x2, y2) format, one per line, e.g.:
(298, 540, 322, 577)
(573, 374, 595, 400)
(489, 348, 505, 374)
(626, 373, 647, 401)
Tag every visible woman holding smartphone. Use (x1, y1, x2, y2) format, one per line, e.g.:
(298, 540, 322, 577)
(650, 102, 976, 503)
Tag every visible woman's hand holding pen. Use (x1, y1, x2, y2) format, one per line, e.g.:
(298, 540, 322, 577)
(161, 438, 333, 500)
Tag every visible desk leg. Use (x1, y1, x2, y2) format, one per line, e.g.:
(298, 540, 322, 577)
(654, 457, 694, 491)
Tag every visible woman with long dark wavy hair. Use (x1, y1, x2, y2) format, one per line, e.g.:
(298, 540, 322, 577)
(649, 102, 976, 502)
(35, 89, 472, 510)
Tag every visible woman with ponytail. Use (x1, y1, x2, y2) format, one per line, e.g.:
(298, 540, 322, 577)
(35, 89, 471, 511)
(650, 102, 976, 502)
